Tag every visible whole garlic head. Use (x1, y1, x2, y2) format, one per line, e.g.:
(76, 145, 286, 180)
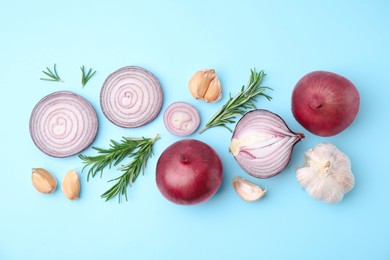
(296, 142, 354, 203)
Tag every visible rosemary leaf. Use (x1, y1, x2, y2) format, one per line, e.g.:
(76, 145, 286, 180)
(81, 65, 96, 87)
(199, 68, 272, 134)
(40, 64, 63, 82)
(79, 134, 160, 202)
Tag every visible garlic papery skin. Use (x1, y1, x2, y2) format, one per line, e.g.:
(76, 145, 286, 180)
(232, 176, 266, 202)
(62, 169, 80, 200)
(188, 69, 222, 103)
(31, 168, 57, 194)
(296, 142, 354, 203)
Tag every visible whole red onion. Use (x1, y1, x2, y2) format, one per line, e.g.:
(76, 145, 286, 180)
(292, 71, 360, 136)
(156, 139, 223, 205)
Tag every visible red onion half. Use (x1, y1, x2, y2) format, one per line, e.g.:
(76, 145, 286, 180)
(100, 66, 163, 128)
(230, 109, 304, 178)
(163, 102, 200, 136)
(29, 91, 98, 158)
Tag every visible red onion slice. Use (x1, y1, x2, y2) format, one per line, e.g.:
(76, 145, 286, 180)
(163, 102, 200, 136)
(29, 91, 98, 158)
(230, 109, 304, 178)
(100, 66, 163, 128)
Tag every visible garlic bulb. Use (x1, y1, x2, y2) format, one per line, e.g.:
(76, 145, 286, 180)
(296, 142, 354, 203)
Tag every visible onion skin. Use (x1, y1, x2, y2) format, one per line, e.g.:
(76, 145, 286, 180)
(100, 66, 163, 128)
(292, 71, 360, 137)
(163, 102, 200, 136)
(156, 139, 223, 205)
(29, 91, 98, 158)
(230, 109, 304, 179)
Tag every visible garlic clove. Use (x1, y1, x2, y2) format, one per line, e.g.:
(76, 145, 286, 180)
(189, 69, 213, 98)
(188, 69, 222, 102)
(62, 169, 80, 200)
(203, 75, 222, 102)
(31, 168, 57, 194)
(232, 176, 266, 202)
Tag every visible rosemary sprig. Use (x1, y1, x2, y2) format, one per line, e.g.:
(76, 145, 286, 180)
(40, 64, 63, 82)
(81, 65, 96, 87)
(79, 134, 160, 202)
(199, 68, 272, 134)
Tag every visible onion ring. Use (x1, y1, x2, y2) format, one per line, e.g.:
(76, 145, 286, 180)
(163, 102, 200, 136)
(100, 66, 163, 128)
(29, 91, 98, 158)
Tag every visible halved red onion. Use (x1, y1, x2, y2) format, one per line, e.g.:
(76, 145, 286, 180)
(100, 66, 163, 128)
(29, 91, 98, 158)
(230, 109, 304, 178)
(163, 102, 200, 136)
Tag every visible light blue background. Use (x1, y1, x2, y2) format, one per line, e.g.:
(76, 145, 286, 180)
(1, 1, 389, 259)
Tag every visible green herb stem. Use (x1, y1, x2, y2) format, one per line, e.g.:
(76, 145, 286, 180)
(81, 65, 96, 87)
(40, 64, 63, 82)
(79, 134, 160, 202)
(199, 68, 272, 134)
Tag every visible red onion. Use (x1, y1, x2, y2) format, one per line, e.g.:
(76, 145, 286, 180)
(29, 91, 98, 158)
(156, 139, 223, 205)
(100, 66, 163, 128)
(292, 71, 360, 136)
(163, 102, 200, 136)
(230, 109, 304, 178)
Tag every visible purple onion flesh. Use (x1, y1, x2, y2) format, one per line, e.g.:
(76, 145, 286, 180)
(230, 109, 304, 178)
(163, 102, 200, 136)
(29, 91, 98, 158)
(100, 66, 163, 128)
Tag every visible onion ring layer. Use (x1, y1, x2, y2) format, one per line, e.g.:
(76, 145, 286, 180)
(100, 66, 163, 128)
(29, 91, 98, 158)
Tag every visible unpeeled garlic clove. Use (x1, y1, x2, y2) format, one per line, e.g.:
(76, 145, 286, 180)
(232, 176, 266, 202)
(31, 168, 57, 194)
(62, 169, 80, 200)
(188, 69, 222, 102)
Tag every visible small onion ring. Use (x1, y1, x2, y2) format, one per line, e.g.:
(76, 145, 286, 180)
(230, 109, 304, 178)
(163, 102, 200, 136)
(100, 66, 163, 128)
(29, 91, 98, 158)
